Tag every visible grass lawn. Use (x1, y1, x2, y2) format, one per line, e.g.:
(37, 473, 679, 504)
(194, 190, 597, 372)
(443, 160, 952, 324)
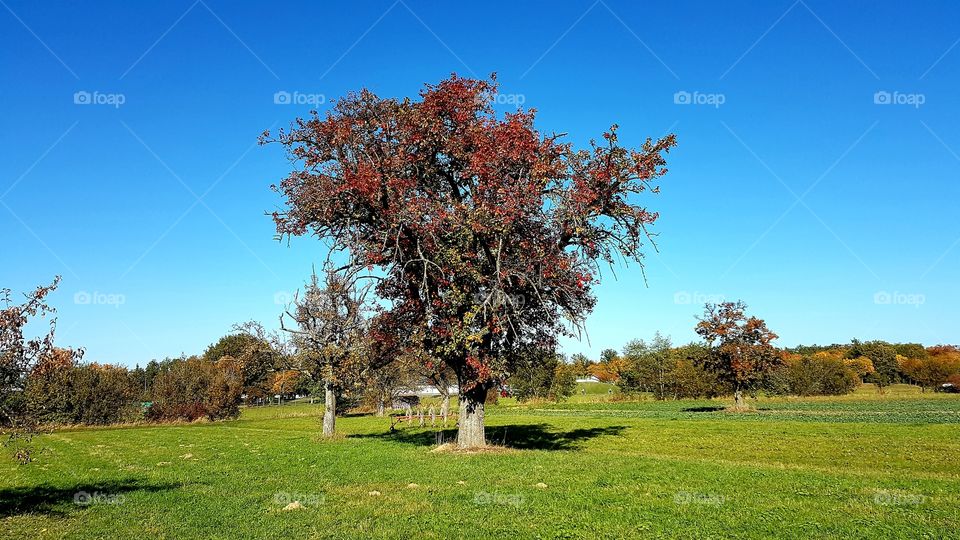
(3, 388, 959, 539)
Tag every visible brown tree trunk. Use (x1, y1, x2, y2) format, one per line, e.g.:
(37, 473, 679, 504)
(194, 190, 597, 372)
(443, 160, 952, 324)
(322, 381, 336, 437)
(457, 387, 487, 448)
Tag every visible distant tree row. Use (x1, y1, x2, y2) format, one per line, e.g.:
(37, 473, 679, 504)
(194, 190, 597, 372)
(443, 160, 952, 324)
(571, 303, 960, 403)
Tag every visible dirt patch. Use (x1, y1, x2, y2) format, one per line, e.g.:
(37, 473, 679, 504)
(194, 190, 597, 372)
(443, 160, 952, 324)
(429, 443, 516, 455)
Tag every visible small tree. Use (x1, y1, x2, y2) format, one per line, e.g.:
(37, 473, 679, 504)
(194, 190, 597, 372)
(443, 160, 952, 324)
(281, 270, 369, 437)
(204, 356, 244, 420)
(570, 354, 593, 378)
(619, 333, 672, 398)
(1, 277, 83, 461)
(510, 348, 575, 402)
(204, 332, 277, 400)
(695, 301, 780, 411)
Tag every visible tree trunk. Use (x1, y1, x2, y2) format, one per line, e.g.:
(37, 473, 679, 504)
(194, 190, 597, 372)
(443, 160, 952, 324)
(457, 388, 486, 448)
(733, 389, 747, 411)
(376, 396, 385, 417)
(322, 381, 336, 437)
(441, 394, 450, 425)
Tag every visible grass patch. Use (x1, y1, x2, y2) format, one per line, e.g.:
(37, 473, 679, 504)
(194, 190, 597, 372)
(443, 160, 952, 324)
(3, 390, 959, 538)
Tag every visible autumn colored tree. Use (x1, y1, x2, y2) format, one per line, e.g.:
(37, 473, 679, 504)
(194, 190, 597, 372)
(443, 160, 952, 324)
(571, 353, 593, 378)
(588, 356, 625, 383)
(846, 340, 900, 391)
(264, 74, 676, 447)
(204, 332, 279, 400)
(280, 270, 371, 437)
(899, 347, 960, 391)
(695, 301, 780, 410)
(1, 277, 83, 461)
(270, 369, 303, 402)
(205, 356, 244, 420)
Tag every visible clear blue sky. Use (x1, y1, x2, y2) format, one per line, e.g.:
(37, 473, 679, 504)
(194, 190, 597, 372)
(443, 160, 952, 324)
(2, 0, 958, 367)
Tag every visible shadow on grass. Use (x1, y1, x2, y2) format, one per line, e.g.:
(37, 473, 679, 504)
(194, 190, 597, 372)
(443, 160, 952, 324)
(0, 477, 180, 518)
(351, 423, 627, 451)
(681, 406, 726, 413)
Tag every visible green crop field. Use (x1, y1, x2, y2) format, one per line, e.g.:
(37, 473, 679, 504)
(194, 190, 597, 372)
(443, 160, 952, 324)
(3, 387, 959, 539)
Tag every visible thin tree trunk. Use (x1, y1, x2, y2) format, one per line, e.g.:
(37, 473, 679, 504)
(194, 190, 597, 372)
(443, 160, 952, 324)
(376, 396, 385, 417)
(457, 387, 486, 448)
(322, 381, 336, 437)
(733, 389, 746, 411)
(440, 394, 450, 425)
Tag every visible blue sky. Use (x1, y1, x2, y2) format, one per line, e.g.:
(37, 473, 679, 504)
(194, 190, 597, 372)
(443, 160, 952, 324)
(2, 0, 958, 367)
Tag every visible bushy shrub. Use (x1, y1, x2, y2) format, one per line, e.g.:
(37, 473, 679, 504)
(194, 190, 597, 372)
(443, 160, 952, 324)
(147, 356, 242, 421)
(778, 355, 859, 396)
(25, 352, 138, 425)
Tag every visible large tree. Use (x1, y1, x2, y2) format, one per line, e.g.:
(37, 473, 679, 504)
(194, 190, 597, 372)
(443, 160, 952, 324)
(695, 301, 780, 410)
(264, 74, 675, 447)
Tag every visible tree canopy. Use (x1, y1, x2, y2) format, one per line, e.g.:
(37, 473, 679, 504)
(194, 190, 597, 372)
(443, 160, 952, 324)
(263, 74, 676, 446)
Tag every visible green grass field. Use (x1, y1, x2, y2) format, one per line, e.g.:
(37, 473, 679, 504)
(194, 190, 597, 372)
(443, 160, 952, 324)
(3, 386, 959, 539)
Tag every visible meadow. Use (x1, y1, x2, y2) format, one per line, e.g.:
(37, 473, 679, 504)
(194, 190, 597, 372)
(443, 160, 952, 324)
(2, 385, 958, 539)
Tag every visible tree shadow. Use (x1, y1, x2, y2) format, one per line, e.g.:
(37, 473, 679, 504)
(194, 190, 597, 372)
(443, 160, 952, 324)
(681, 406, 726, 413)
(0, 477, 180, 518)
(351, 423, 627, 451)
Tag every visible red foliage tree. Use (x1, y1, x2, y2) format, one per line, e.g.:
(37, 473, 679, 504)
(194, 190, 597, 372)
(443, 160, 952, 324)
(696, 301, 780, 410)
(263, 74, 676, 447)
